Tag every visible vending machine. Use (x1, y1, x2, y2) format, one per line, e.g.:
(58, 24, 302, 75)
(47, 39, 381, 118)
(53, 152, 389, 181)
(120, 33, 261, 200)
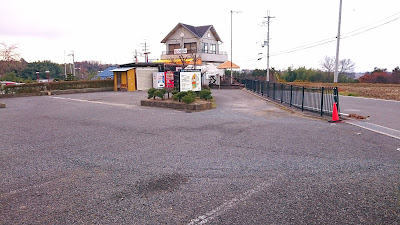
(152, 72, 165, 89)
(165, 71, 174, 88)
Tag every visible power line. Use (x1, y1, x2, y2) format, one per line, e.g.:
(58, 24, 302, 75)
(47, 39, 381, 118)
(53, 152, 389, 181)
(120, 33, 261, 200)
(342, 16, 400, 39)
(255, 11, 400, 59)
(235, 11, 400, 64)
(342, 11, 400, 37)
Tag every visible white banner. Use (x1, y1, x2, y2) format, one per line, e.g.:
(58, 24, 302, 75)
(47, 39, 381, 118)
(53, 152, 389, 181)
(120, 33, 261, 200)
(174, 48, 188, 54)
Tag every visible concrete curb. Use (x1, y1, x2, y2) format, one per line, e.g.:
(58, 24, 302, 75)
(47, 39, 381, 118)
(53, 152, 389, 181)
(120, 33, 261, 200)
(141, 99, 212, 112)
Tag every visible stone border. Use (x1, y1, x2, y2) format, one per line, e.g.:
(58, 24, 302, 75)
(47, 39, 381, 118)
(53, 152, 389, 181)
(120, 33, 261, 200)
(0, 87, 113, 98)
(141, 99, 212, 111)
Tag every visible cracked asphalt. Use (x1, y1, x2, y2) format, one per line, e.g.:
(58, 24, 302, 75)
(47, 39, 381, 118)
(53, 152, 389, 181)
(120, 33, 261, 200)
(0, 89, 399, 224)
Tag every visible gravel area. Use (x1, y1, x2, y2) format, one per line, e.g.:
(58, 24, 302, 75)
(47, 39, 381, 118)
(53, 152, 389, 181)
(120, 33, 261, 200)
(0, 90, 399, 224)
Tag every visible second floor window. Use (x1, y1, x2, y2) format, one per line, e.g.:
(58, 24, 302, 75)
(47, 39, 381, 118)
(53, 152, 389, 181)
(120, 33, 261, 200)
(210, 44, 216, 54)
(202, 43, 208, 53)
(168, 44, 180, 54)
(184, 42, 197, 53)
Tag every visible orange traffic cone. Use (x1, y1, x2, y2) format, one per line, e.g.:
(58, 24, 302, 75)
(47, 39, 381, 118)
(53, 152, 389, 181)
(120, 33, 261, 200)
(329, 102, 341, 123)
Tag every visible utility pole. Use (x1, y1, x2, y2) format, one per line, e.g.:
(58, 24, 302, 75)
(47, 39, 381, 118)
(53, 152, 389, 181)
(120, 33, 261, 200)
(134, 49, 138, 63)
(231, 10, 242, 85)
(64, 50, 67, 78)
(141, 40, 150, 63)
(334, 0, 343, 83)
(264, 11, 275, 82)
(68, 50, 75, 77)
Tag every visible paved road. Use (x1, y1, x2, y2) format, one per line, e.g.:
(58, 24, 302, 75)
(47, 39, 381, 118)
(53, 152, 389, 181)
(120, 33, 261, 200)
(1, 90, 399, 224)
(340, 95, 400, 131)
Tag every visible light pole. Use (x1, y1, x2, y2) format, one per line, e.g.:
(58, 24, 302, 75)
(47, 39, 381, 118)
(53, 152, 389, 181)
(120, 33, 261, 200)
(231, 10, 242, 84)
(45, 70, 50, 83)
(334, 0, 343, 83)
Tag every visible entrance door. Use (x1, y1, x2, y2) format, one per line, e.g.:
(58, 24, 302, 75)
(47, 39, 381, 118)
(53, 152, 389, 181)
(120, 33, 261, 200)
(117, 72, 121, 90)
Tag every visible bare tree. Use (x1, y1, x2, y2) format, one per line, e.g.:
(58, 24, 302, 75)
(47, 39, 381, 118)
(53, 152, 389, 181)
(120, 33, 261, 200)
(339, 58, 355, 74)
(321, 56, 355, 75)
(320, 56, 335, 75)
(0, 42, 20, 61)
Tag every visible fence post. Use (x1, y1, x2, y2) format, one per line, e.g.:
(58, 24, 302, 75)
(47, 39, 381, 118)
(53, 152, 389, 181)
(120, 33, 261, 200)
(281, 83, 284, 103)
(261, 81, 264, 96)
(320, 87, 324, 116)
(334, 87, 339, 112)
(290, 85, 293, 107)
(301, 86, 305, 111)
(273, 83, 276, 100)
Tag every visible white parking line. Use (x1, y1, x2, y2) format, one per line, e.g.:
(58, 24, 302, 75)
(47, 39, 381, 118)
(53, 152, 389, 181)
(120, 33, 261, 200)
(346, 121, 400, 140)
(187, 177, 278, 225)
(50, 96, 139, 108)
(340, 95, 400, 103)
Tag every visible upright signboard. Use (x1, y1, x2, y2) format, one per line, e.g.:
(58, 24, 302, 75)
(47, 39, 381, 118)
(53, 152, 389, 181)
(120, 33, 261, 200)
(180, 71, 201, 92)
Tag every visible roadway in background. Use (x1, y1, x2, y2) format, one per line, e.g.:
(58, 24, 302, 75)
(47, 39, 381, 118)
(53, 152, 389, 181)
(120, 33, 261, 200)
(339, 95, 400, 135)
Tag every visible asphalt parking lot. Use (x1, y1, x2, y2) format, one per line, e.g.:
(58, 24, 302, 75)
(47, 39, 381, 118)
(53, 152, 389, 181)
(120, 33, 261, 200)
(0, 89, 399, 224)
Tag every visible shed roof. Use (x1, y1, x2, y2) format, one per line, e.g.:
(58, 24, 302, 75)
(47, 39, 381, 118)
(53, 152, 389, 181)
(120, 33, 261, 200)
(93, 66, 117, 79)
(110, 67, 135, 72)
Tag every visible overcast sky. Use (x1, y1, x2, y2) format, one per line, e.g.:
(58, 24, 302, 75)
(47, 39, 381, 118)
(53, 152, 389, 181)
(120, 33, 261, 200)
(1, 0, 399, 72)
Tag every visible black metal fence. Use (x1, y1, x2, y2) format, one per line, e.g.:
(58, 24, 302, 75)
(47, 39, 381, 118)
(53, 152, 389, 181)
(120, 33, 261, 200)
(244, 79, 339, 116)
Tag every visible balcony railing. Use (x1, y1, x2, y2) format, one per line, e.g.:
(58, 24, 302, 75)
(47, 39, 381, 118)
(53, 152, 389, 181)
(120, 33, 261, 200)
(162, 50, 227, 55)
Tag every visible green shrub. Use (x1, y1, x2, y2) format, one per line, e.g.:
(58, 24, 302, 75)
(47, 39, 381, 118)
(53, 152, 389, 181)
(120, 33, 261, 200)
(182, 91, 196, 104)
(200, 89, 213, 100)
(148, 88, 167, 100)
(202, 84, 210, 90)
(148, 88, 156, 99)
(154, 89, 167, 100)
(173, 91, 186, 102)
(171, 88, 179, 96)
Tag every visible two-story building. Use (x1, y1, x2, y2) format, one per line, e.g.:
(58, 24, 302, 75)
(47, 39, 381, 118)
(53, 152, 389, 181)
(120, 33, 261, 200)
(160, 23, 228, 66)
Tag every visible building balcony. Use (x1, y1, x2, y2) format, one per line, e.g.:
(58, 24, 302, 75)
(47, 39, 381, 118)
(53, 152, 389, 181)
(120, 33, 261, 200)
(160, 50, 228, 63)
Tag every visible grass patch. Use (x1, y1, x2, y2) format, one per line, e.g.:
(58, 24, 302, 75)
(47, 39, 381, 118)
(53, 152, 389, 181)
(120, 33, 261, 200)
(339, 91, 359, 97)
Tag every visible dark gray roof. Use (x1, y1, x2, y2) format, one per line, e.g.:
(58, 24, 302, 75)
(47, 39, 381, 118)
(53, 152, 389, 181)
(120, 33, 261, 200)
(181, 24, 212, 38)
(161, 23, 222, 43)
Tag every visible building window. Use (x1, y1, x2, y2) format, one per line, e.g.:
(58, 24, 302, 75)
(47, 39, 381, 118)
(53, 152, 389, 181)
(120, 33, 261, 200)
(168, 44, 180, 55)
(202, 43, 208, 53)
(210, 44, 216, 54)
(184, 42, 197, 53)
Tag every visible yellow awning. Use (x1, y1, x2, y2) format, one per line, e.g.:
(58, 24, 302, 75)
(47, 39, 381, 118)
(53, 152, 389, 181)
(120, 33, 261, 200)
(153, 58, 202, 65)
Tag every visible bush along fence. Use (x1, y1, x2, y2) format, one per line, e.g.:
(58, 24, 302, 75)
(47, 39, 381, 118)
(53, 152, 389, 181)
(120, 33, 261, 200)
(0, 80, 114, 97)
(244, 79, 339, 116)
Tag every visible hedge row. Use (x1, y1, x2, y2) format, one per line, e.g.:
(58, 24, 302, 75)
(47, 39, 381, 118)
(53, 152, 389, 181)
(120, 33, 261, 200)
(1, 80, 114, 95)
